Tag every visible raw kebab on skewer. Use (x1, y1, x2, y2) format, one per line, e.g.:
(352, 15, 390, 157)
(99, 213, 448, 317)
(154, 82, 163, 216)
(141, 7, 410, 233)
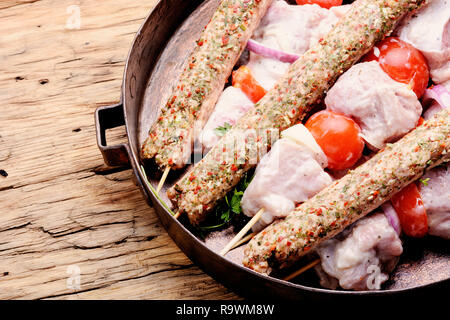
(220, 88, 448, 289)
(140, 0, 275, 171)
(239, 58, 425, 235)
(231, 0, 449, 289)
(203, 1, 438, 242)
(168, 0, 428, 225)
(200, 0, 349, 151)
(203, 0, 449, 153)
(313, 155, 450, 291)
(243, 107, 449, 276)
(311, 92, 450, 290)
(232, 89, 449, 289)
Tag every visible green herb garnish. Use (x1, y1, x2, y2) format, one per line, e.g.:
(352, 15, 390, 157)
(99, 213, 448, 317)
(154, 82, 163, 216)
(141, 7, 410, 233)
(214, 122, 232, 137)
(197, 169, 254, 233)
(231, 190, 244, 214)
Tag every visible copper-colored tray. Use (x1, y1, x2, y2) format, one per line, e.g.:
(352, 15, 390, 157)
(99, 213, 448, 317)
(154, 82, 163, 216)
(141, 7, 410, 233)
(95, 0, 449, 300)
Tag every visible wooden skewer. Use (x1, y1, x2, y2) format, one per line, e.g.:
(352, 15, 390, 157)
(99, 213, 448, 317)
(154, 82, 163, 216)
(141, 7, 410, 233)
(218, 202, 319, 279)
(220, 208, 265, 256)
(156, 167, 170, 194)
(174, 211, 182, 219)
(283, 259, 321, 281)
(230, 231, 256, 250)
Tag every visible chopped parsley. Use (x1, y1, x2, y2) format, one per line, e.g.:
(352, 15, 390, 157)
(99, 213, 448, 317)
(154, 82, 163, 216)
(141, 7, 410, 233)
(214, 122, 232, 137)
(197, 169, 254, 234)
(419, 177, 430, 186)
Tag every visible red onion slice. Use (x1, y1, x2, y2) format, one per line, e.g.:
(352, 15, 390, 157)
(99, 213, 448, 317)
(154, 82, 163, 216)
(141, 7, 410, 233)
(422, 85, 450, 119)
(381, 202, 401, 235)
(246, 39, 300, 63)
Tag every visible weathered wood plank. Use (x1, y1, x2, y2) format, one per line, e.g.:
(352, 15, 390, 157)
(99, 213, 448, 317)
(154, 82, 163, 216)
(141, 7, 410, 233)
(0, 0, 240, 299)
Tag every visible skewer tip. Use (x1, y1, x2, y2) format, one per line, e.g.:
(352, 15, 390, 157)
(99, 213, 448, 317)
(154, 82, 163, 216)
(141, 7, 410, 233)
(220, 208, 265, 256)
(156, 166, 170, 194)
(230, 232, 256, 251)
(283, 259, 321, 282)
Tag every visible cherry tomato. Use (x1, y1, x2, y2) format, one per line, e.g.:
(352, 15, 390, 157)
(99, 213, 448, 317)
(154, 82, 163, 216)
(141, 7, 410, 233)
(305, 110, 364, 170)
(295, 0, 343, 9)
(391, 182, 428, 238)
(232, 66, 267, 103)
(363, 37, 429, 98)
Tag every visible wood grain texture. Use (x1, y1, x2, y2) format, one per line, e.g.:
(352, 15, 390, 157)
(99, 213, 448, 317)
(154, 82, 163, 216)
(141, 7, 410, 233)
(0, 0, 240, 300)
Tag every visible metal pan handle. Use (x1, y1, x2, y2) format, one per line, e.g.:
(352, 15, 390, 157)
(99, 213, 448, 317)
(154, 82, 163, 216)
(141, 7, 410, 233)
(95, 102, 131, 167)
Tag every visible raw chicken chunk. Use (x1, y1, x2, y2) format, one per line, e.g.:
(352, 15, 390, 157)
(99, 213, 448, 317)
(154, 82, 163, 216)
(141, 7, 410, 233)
(241, 138, 332, 232)
(396, 0, 450, 86)
(325, 61, 422, 149)
(200, 86, 254, 151)
(315, 213, 403, 290)
(247, 1, 348, 90)
(420, 162, 450, 239)
(443, 81, 450, 91)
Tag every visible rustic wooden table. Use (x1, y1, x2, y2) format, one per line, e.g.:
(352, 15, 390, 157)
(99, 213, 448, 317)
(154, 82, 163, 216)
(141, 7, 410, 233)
(0, 0, 240, 300)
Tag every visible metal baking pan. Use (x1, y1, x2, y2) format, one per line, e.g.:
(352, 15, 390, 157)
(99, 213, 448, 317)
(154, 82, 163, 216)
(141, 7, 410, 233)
(94, 0, 449, 300)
